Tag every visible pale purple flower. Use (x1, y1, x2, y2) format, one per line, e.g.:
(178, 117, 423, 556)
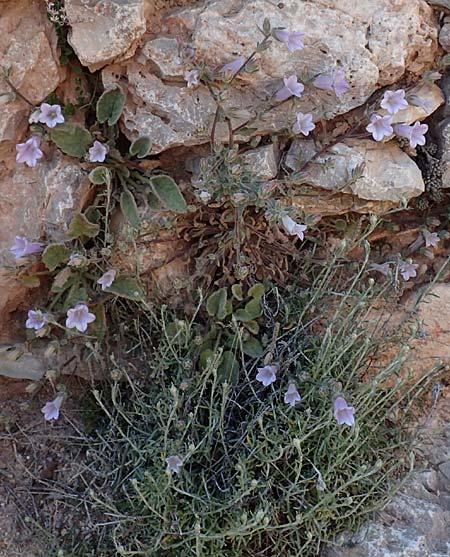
(25, 310, 50, 330)
(366, 114, 393, 141)
(199, 190, 212, 203)
(97, 269, 117, 290)
(29, 108, 41, 124)
(281, 215, 307, 240)
(166, 455, 184, 474)
(274, 29, 305, 52)
(41, 395, 64, 421)
(16, 136, 43, 167)
(333, 397, 356, 427)
(220, 55, 246, 75)
(275, 75, 304, 102)
(185, 69, 199, 87)
(398, 260, 419, 281)
(292, 112, 315, 136)
(394, 122, 428, 149)
(256, 365, 278, 387)
(313, 69, 349, 98)
(423, 229, 440, 248)
(380, 89, 408, 114)
(370, 262, 391, 276)
(88, 140, 107, 163)
(284, 383, 302, 407)
(66, 303, 96, 333)
(38, 103, 65, 128)
(10, 236, 44, 258)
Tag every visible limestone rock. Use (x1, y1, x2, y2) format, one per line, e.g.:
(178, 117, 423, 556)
(439, 21, 450, 52)
(287, 139, 424, 203)
(104, 0, 439, 153)
(241, 144, 279, 181)
(65, 0, 149, 71)
(0, 150, 90, 342)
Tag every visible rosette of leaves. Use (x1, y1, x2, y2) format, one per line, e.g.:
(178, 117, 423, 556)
(199, 283, 266, 382)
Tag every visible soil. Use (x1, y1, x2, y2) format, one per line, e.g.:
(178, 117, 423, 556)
(0, 378, 90, 557)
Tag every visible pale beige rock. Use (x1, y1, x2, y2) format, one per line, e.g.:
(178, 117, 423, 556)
(241, 144, 279, 181)
(287, 139, 424, 203)
(0, 150, 90, 342)
(439, 22, 450, 51)
(107, 0, 438, 153)
(65, 0, 149, 71)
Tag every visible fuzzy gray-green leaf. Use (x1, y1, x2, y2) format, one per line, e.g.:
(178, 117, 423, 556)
(120, 189, 140, 229)
(130, 137, 152, 158)
(150, 175, 187, 214)
(96, 85, 126, 126)
(50, 123, 92, 157)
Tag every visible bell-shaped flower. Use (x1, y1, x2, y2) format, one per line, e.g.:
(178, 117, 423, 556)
(370, 262, 391, 276)
(220, 55, 246, 75)
(273, 29, 305, 52)
(166, 455, 184, 474)
(313, 69, 349, 98)
(185, 69, 200, 87)
(38, 103, 65, 128)
(423, 229, 440, 248)
(10, 236, 44, 258)
(284, 383, 302, 407)
(398, 260, 418, 281)
(366, 114, 393, 141)
(16, 136, 43, 167)
(281, 215, 307, 240)
(380, 89, 408, 114)
(66, 303, 96, 333)
(97, 269, 117, 290)
(333, 397, 356, 426)
(275, 75, 304, 102)
(394, 121, 428, 148)
(88, 140, 107, 163)
(41, 394, 64, 421)
(26, 310, 50, 330)
(256, 365, 278, 387)
(292, 112, 315, 136)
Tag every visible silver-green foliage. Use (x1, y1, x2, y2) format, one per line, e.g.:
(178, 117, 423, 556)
(73, 246, 442, 557)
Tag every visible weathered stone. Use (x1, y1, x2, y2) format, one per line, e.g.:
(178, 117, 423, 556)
(439, 21, 450, 52)
(107, 0, 439, 153)
(326, 286, 450, 557)
(287, 139, 424, 203)
(241, 144, 279, 181)
(0, 150, 90, 342)
(0, 344, 46, 381)
(65, 0, 149, 71)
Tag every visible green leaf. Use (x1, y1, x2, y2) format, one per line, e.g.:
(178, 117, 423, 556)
(42, 243, 70, 271)
(231, 284, 243, 301)
(20, 274, 40, 288)
(244, 298, 262, 319)
(90, 304, 107, 341)
(129, 136, 152, 158)
(242, 337, 264, 358)
(105, 275, 143, 301)
(150, 175, 187, 214)
(120, 189, 140, 229)
(199, 349, 215, 370)
(96, 85, 126, 126)
(50, 123, 92, 157)
(206, 288, 228, 320)
(244, 320, 259, 335)
(234, 309, 253, 322)
(248, 283, 265, 301)
(217, 351, 240, 384)
(89, 166, 111, 184)
(63, 283, 87, 311)
(147, 191, 161, 210)
(67, 213, 100, 240)
(440, 53, 450, 67)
